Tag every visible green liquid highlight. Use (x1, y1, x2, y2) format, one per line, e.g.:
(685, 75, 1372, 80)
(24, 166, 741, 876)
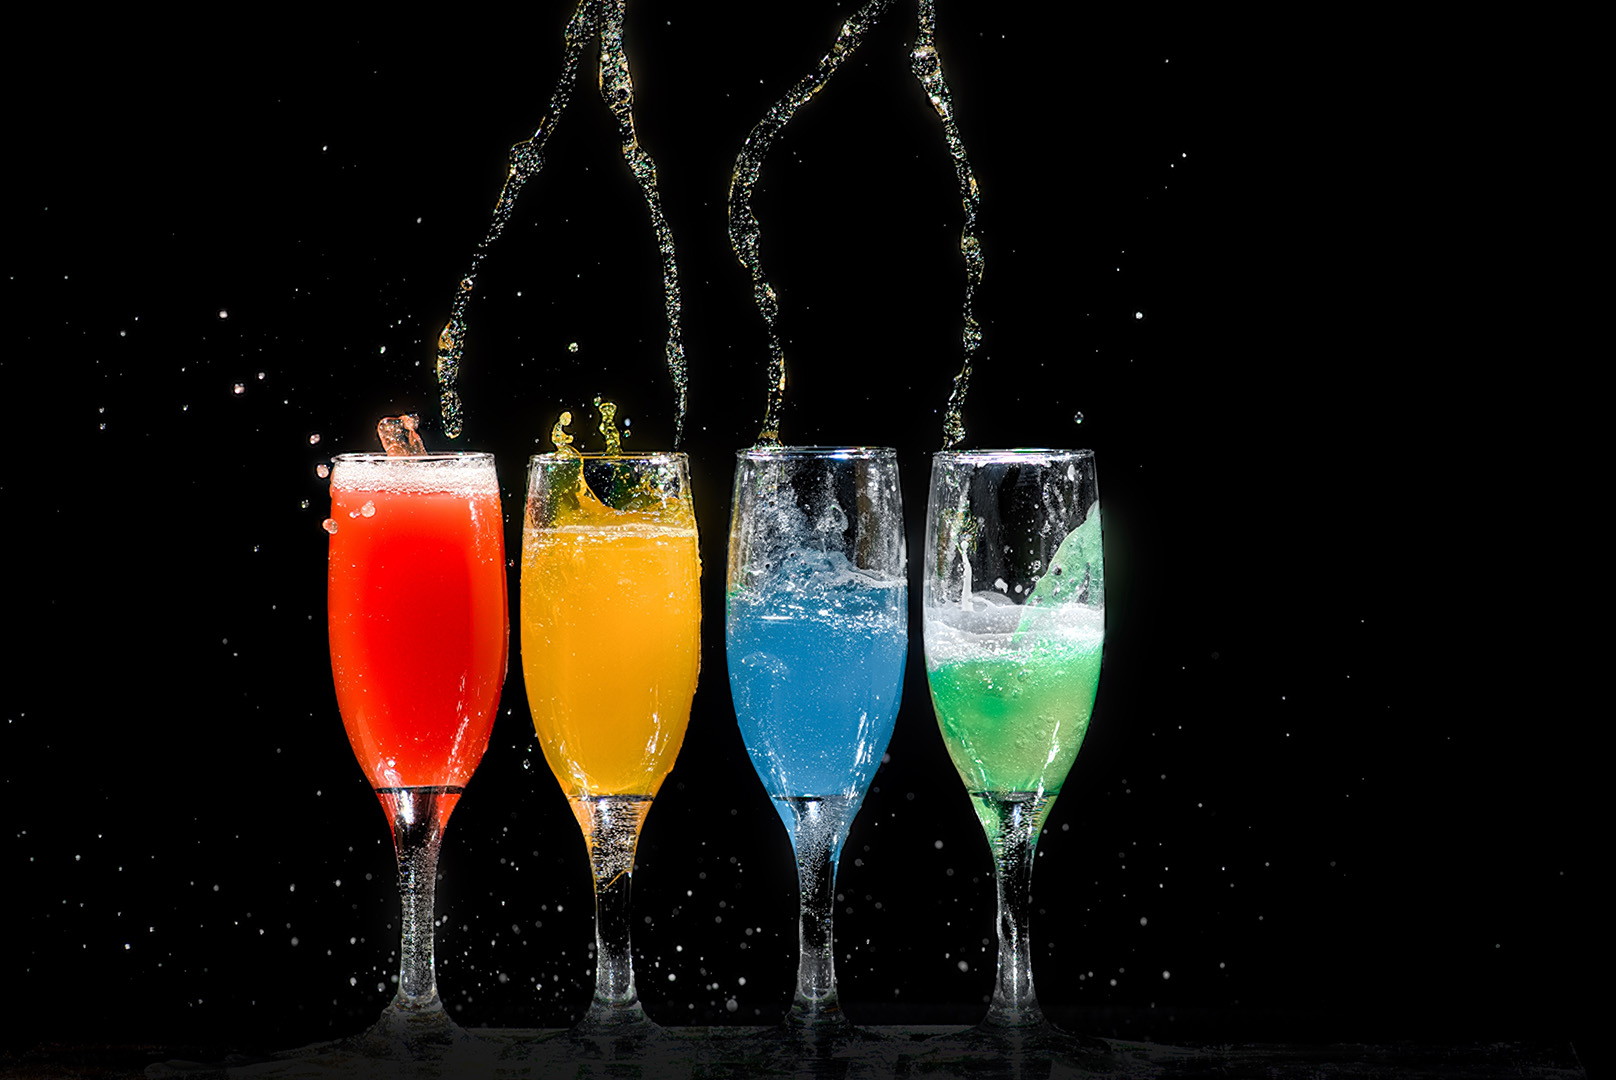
(926, 632, 1102, 797)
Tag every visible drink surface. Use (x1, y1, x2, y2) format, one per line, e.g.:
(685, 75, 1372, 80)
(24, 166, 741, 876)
(925, 596, 1103, 796)
(521, 493, 701, 798)
(327, 460, 507, 792)
(727, 550, 907, 802)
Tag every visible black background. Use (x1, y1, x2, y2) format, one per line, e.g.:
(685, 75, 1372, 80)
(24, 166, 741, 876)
(5, 3, 1595, 1062)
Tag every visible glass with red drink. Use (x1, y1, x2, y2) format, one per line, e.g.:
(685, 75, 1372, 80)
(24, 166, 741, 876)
(326, 451, 507, 1045)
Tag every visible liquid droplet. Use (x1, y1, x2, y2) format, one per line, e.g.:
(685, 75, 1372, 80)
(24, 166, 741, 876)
(322, 519, 338, 534)
(594, 396, 622, 457)
(551, 411, 578, 457)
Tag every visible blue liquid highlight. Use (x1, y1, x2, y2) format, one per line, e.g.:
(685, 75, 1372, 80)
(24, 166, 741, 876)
(726, 553, 907, 854)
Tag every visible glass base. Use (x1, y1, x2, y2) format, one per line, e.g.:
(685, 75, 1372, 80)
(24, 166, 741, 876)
(349, 1001, 469, 1058)
(568, 1000, 663, 1060)
(576, 995, 655, 1032)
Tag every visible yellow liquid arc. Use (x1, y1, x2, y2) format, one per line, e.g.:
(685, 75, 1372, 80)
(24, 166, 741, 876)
(520, 504, 701, 798)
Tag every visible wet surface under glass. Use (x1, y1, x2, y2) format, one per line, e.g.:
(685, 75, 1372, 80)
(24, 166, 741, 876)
(3, 1026, 1587, 1079)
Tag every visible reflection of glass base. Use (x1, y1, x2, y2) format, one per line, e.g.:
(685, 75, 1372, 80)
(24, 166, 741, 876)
(787, 994, 848, 1032)
(568, 1003, 664, 1062)
(576, 996, 655, 1032)
(911, 1019, 1113, 1077)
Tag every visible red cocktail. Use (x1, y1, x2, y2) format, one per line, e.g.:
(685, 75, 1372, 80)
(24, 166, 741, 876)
(326, 450, 507, 1043)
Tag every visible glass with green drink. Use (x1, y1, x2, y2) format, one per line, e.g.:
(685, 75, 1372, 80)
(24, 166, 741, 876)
(922, 449, 1104, 1039)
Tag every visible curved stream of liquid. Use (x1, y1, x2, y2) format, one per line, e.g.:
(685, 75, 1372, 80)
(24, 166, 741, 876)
(436, 0, 598, 440)
(911, 0, 984, 450)
(727, 0, 896, 447)
(599, 0, 689, 446)
(436, 0, 687, 445)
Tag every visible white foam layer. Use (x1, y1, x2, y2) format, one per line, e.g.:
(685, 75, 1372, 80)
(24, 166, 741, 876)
(526, 523, 698, 540)
(331, 455, 500, 497)
(736, 548, 905, 598)
(923, 594, 1103, 665)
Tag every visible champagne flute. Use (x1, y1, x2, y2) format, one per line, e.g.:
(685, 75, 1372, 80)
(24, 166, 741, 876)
(520, 452, 701, 1032)
(922, 449, 1104, 1040)
(326, 451, 508, 1045)
(725, 446, 907, 1034)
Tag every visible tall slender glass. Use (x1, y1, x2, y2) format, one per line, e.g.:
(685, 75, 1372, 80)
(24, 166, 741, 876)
(726, 446, 908, 1032)
(520, 452, 701, 1031)
(922, 450, 1103, 1035)
(326, 452, 508, 1043)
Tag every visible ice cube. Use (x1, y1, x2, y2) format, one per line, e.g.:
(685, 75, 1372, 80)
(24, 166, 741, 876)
(376, 414, 425, 456)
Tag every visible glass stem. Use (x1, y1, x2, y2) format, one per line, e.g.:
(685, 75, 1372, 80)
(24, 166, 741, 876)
(787, 797, 845, 1026)
(977, 792, 1052, 1029)
(380, 787, 457, 1014)
(576, 795, 653, 1028)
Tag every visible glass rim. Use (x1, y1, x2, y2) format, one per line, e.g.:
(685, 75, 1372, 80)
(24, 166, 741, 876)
(931, 448, 1094, 463)
(735, 444, 896, 461)
(330, 451, 495, 464)
(527, 451, 688, 465)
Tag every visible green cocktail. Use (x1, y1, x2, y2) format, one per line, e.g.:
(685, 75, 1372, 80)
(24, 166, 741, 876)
(922, 449, 1104, 1038)
(926, 610, 1103, 796)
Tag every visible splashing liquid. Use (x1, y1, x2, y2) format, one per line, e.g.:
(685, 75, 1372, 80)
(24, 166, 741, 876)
(911, 0, 984, 450)
(728, 0, 895, 447)
(551, 411, 580, 457)
(549, 399, 629, 506)
(594, 395, 623, 456)
(436, 0, 688, 447)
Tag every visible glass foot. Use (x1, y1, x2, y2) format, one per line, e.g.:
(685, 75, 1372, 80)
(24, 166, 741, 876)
(349, 1002, 470, 1058)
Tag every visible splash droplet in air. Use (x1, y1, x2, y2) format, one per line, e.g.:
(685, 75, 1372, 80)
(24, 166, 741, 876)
(377, 414, 426, 457)
(551, 411, 579, 457)
(594, 396, 623, 457)
(728, 0, 895, 446)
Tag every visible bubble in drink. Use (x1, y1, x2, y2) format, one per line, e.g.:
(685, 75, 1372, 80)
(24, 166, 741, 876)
(377, 414, 425, 457)
(323, 519, 339, 534)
